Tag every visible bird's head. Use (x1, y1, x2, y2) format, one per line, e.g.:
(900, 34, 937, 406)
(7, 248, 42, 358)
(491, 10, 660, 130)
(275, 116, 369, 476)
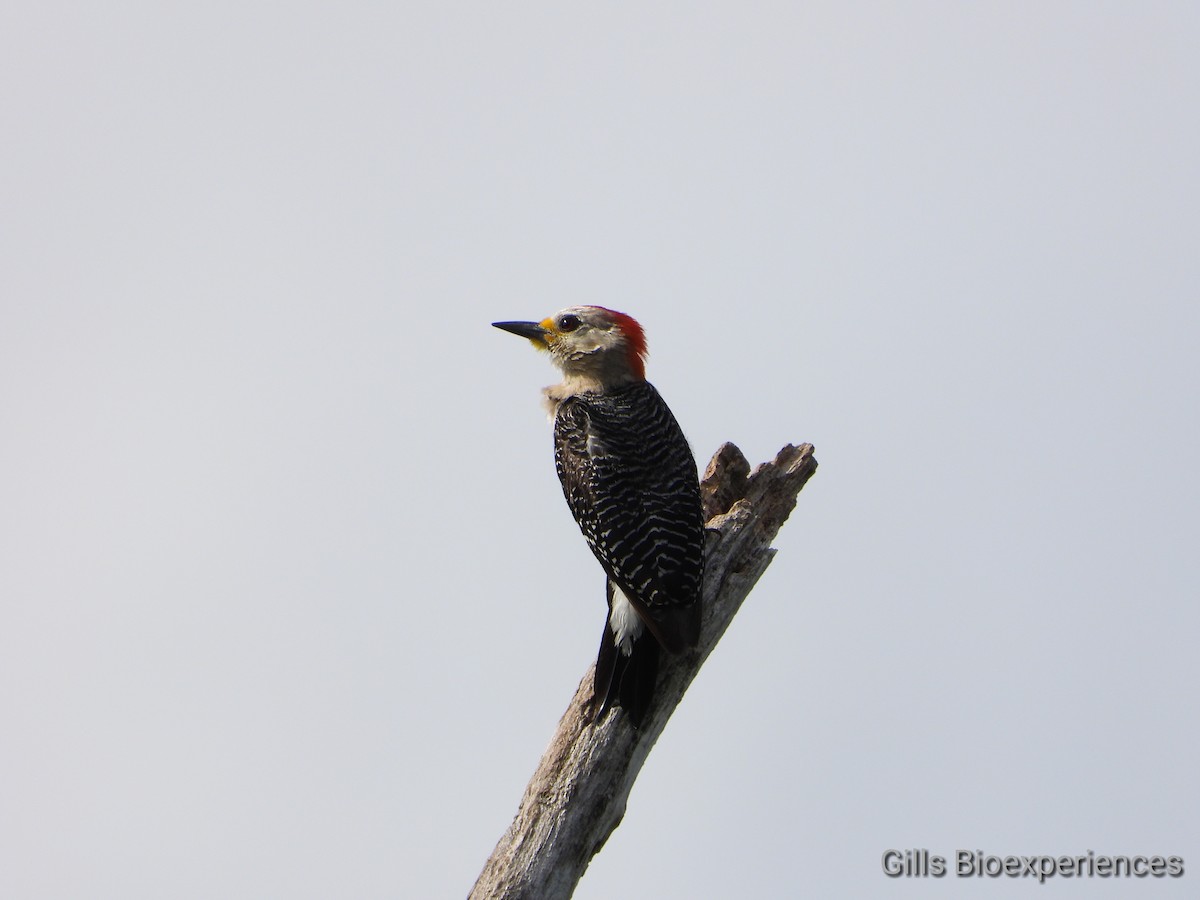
(493, 306, 648, 386)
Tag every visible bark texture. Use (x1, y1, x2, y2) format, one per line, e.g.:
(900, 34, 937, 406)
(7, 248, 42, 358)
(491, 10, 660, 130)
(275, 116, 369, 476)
(470, 442, 818, 900)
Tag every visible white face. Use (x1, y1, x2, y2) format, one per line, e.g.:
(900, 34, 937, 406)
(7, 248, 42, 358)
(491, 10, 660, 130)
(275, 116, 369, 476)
(537, 307, 626, 371)
(494, 304, 645, 390)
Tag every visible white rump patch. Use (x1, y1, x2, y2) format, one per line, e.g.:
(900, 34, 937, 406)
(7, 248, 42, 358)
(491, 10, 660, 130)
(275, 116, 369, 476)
(609, 584, 644, 656)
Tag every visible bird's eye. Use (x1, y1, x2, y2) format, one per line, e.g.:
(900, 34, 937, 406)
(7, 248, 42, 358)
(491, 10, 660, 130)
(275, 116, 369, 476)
(558, 314, 581, 332)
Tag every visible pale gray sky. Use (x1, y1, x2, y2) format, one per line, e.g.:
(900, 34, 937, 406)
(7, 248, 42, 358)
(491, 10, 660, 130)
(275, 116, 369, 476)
(2, 2, 1197, 898)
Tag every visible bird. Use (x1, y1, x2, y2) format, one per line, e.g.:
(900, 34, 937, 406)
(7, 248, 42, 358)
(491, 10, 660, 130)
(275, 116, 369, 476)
(493, 306, 704, 727)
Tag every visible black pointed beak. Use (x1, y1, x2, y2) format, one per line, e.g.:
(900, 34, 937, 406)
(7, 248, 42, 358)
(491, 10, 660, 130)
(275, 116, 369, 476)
(492, 320, 550, 341)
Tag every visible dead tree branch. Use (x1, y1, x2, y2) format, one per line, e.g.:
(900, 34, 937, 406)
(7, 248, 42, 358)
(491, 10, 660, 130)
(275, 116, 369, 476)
(470, 442, 818, 900)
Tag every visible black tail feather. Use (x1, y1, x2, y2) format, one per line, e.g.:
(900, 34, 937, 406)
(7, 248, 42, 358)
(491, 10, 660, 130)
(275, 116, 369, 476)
(593, 627, 660, 728)
(593, 617, 618, 717)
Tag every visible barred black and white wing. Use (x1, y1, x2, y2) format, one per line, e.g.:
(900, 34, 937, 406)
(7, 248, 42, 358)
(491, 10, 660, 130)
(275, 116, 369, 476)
(553, 381, 704, 723)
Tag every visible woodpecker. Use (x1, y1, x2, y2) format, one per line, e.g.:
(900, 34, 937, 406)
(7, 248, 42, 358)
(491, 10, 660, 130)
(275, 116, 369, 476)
(493, 306, 704, 727)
